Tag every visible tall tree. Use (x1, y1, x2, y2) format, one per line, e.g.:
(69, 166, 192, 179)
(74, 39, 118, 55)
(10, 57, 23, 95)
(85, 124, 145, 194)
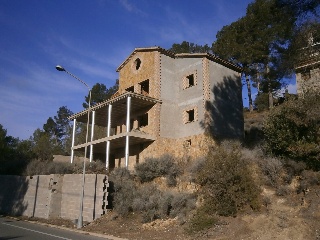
(32, 128, 53, 160)
(83, 81, 119, 108)
(278, 0, 320, 23)
(213, 17, 259, 111)
(42, 106, 73, 155)
(0, 124, 33, 174)
(54, 106, 73, 142)
(54, 106, 73, 154)
(0, 124, 11, 163)
(170, 41, 211, 54)
(43, 117, 58, 138)
(213, 0, 296, 110)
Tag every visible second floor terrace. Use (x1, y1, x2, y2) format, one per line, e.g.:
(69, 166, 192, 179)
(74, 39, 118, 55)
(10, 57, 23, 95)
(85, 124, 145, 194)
(295, 43, 320, 71)
(68, 91, 162, 158)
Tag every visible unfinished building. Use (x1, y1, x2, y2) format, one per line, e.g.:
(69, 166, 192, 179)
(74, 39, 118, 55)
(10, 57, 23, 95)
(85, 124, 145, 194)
(295, 39, 320, 95)
(68, 47, 243, 170)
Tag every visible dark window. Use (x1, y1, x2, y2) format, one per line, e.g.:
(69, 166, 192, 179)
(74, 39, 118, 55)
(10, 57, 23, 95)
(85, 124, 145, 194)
(140, 79, 149, 95)
(109, 155, 115, 170)
(187, 74, 195, 87)
(139, 113, 148, 127)
(126, 86, 134, 92)
(187, 109, 194, 122)
(301, 71, 311, 81)
(135, 58, 141, 70)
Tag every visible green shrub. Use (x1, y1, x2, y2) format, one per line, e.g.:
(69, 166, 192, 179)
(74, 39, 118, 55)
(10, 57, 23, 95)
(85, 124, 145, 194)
(254, 93, 270, 111)
(90, 160, 106, 174)
(108, 168, 136, 216)
(187, 201, 218, 233)
(135, 154, 181, 186)
(257, 157, 284, 187)
(196, 141, 261, 217)
(186, 157, 205, 183)
(169, 192, 196, 221)
(297, 170, 320, 194)
(276, 185, 291, 196)
(132, 183, 171, 222)
(282, 159, 306, 184)
(23, 159, 106, 176)
(74, 159, 106, 174)
(132, 185, 196, 223)
(263, 92, 320, 170)
(24, 159, 73, 175)
(109, 168, 196, 222)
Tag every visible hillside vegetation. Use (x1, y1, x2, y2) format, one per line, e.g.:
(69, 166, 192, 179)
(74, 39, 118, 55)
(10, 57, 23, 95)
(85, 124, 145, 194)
(85, 93, 320, 239)
(3, 93, 320, 240)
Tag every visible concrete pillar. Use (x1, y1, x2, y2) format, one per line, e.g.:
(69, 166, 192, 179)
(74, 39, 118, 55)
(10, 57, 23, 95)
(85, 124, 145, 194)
(90, 111, 95, 162)
(106, 104, 112, 170)
(125, 96, 131, 168)
(71, 119, 76, 163)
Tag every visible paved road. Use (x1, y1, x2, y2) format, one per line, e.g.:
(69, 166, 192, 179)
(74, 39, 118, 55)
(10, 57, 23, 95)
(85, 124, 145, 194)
(0, 216, 115, 240)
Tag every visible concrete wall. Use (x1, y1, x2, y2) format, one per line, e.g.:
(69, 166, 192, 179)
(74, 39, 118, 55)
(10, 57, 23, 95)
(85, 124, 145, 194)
(159, 54, 179, 138)
(160, 55, 205, 138)
(160, 54, 243, 140)
(207, 61, 244, 140)
(0, 174, 108, 223)
(175, 58, 205, 138)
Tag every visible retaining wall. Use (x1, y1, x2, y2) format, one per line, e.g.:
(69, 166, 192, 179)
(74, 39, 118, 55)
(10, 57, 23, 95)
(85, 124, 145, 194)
(0, 174, 108, 222)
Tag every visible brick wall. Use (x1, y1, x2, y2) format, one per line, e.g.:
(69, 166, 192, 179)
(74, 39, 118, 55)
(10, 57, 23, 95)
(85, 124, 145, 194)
(0, 174, 108, 222)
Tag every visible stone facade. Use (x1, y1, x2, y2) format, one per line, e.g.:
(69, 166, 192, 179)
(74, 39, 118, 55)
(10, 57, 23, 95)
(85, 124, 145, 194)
(295, 43, 320, 96)
(296, 67, 320, 96)
(139, 134, 215, 161)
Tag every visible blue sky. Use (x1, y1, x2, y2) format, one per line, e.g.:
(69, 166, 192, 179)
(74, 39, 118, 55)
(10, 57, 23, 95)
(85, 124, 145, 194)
(0, 0, 295, 140)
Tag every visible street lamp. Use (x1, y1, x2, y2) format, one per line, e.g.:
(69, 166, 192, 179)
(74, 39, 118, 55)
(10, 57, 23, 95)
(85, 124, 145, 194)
(56, 65, 91, 229)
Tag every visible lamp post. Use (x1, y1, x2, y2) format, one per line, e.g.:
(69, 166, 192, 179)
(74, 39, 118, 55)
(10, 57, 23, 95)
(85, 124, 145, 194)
(56, 65, 91, 229)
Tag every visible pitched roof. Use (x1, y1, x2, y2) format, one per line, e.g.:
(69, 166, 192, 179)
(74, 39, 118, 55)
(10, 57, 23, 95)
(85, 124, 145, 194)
(116, 46, 175, 72)
(116, 46, 243, 73)
(175, 52, 242, 72)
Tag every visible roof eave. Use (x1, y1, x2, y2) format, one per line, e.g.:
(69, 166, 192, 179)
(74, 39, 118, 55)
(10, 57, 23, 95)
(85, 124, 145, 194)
(68, 92, 162, 121)
(116, 46, 175, 72)
(176, 53, 242, 73)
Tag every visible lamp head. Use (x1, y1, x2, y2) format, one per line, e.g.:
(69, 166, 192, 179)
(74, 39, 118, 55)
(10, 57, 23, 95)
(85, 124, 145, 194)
(55, 65, 65, 72)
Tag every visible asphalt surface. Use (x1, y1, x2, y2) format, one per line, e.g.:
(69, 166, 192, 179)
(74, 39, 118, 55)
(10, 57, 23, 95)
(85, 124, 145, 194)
(0, 216, 122, 240)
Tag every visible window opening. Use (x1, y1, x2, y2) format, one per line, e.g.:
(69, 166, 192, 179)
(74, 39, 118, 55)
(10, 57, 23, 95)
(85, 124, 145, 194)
(139, 113, 148, 127)
(183, 139, 192, 148)
(301, 71, 311, 81)
(134, 58, 141, 70)
(109, 155, 115, 170)
(140, 79, 149, 95)
(187, 109, 195, 122)
(126, 86, 134, 92)
(110, 128, 116, 136)
(187, 74, 195, 87)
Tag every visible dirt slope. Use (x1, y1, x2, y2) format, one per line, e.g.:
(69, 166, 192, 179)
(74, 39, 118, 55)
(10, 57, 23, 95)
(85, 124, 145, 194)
(79, 185, 320, 240)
